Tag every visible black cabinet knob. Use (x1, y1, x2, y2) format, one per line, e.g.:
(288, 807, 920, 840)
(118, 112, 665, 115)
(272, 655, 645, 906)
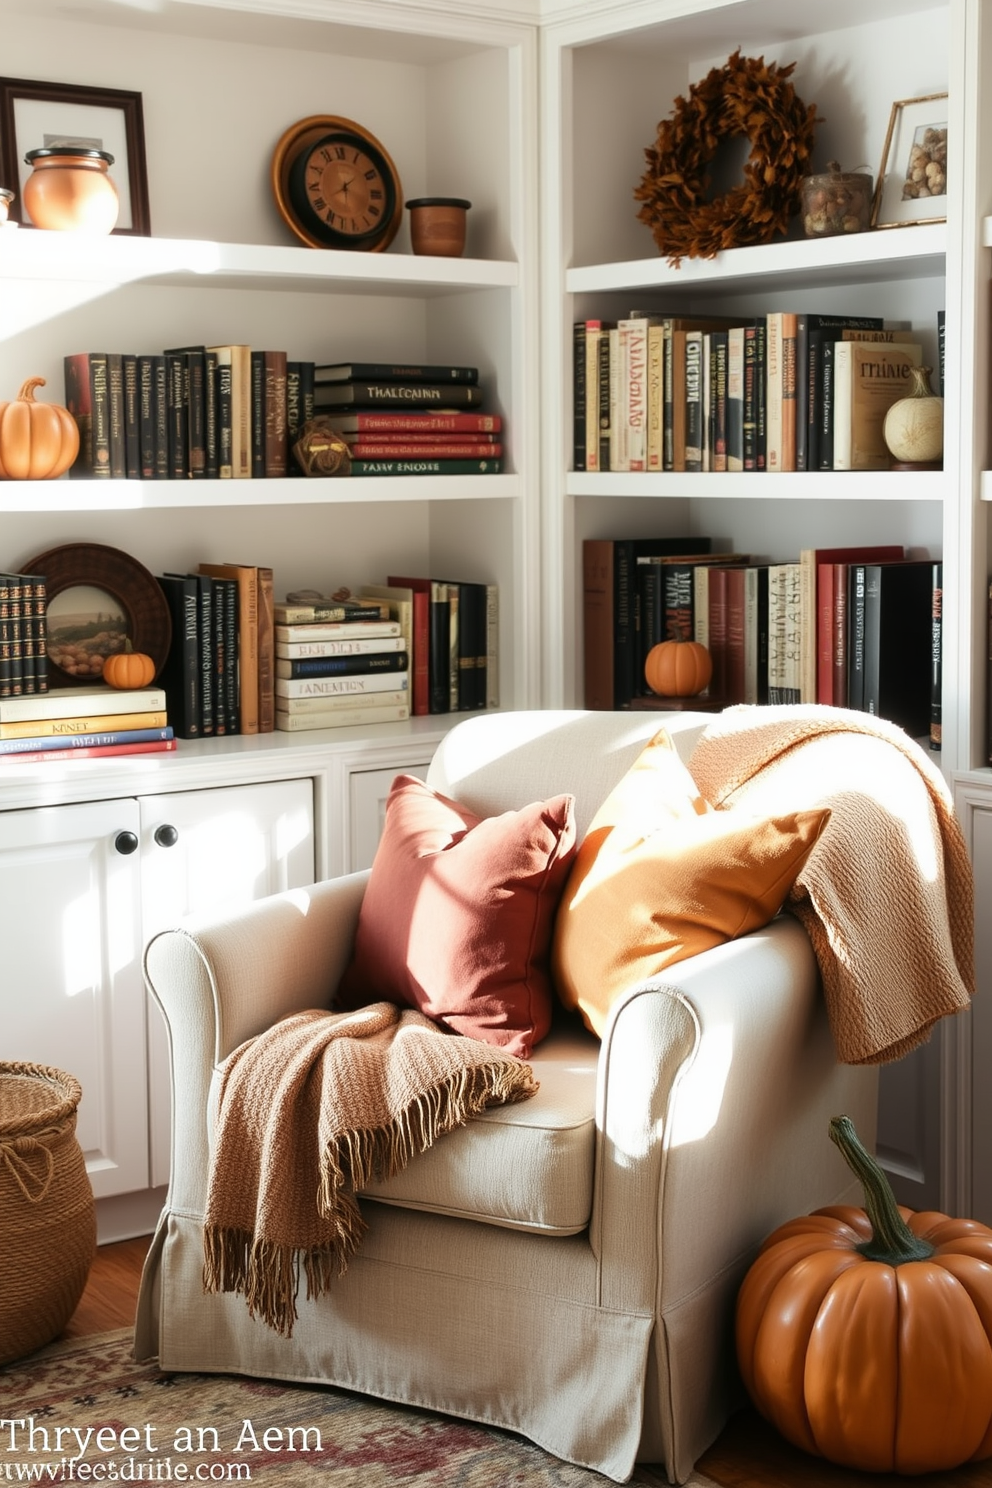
(114, 830, 139, 855)
(154, 824, 179, 848)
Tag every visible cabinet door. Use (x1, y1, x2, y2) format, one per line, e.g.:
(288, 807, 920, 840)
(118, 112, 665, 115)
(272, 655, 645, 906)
(140, 778, 316, 1187)
(348, 763, 429, 872)
(0, 799, 148, 1199)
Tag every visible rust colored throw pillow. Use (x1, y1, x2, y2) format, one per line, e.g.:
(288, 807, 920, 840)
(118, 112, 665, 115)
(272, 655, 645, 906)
(336, 774, 578, 1058)
(552, 730, 829, 1037)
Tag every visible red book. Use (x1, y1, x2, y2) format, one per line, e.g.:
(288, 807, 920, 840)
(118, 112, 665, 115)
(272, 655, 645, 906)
(1, 739, 177, 763)
(803, 544, 904, 704)
(386, 576, 431, 716)
(707, 566, 729, 699)
(346, 442, 503, 460)
(323, 411, 501, 434)
(724, 567, 747, 704)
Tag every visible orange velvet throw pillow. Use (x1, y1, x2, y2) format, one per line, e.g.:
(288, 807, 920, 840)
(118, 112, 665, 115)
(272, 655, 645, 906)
(552, 731, 829, 1037)
(336, 774, 577, 1058)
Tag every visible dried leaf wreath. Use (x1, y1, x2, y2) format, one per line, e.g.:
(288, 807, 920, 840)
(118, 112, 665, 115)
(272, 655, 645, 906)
(634, 50, 819, 267)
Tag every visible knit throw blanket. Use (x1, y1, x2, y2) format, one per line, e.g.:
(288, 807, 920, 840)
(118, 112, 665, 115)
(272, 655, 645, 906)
(202, 1002, 538, 1335)
(688, 705, 974, 1065)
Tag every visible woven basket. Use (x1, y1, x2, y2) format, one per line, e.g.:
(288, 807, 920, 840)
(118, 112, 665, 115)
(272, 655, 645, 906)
(0, 1062, 96, 1364)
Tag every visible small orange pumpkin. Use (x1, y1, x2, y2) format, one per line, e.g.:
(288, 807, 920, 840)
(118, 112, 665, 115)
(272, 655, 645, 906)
(103, 651, 156, 689)
(736, 1115, 992, 1474)
(644, 637, 712, 697)
(0, 377, 80, 480)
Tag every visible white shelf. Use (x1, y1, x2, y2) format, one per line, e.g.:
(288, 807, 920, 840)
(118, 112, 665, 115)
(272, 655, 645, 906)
(0, 230, 519, 298)
(0, 474, 519, 513)
(566, 222, 947, 298)
(568, 471, 947, 502)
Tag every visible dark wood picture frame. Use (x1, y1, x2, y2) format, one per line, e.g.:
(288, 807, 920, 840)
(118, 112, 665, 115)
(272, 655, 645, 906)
(0, 77, 151, 235)
(21, 542, 172, 686)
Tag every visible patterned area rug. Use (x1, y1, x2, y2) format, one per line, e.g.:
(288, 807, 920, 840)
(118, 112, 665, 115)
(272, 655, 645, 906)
(0, 1330, 722, 1487)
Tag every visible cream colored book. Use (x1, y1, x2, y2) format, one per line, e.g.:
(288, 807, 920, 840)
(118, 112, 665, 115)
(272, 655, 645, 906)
(833, 340, 922, 470)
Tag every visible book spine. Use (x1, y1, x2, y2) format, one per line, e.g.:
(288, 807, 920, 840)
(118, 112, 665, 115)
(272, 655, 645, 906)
(107, 352, 126, 478)
(428, 581, 450, 713)
(646, 322, 664, 472)
(819, 342, 837, 470)
(221, 579, 240, 733)
(204, 348, 219, 479)
(122, 353, 140, 479)
(348, 458, 501, 476)
(274, 602, 389, 625)
(743, 565, 769, 705)
(597, 332, 613, 473)
(165, 352, 188, 479)
(573, 324, 587, 471)
(263, 350, 288, 478)
(662, 323, 676, 471)
(780, 314, 797, 472)
(683, 332, 703, 472)
(256, 566, 274, 733)
(663, 564, 694, 643)
(138, 355, 156, 478)
(847, 563, 868, 711)
(707, 565, 729, 698)
(637, 562, 663, 690)
(232, 346, 252, 479)
(624, 318, 650, 472)
(725, 567, 747, 704)
(276, 671, 409, 699)
(90, 352, 112, 477)
(185, 350, 207, 477)
(831, 561, 849, 707)
(816, 561, 836, 706)
(754, 319, 767, 470)
(276, 651, 408, 678)
(742, 326, 758, 471)
(0, 725, 174, 755)
(0, 709, 168, 739)
(582, 540, 613, 709)
(314, 362, 479, 385)
(276, 702, 410, 730)
(0, 574, 12, 699)
(726, 327, 745, 472)
(250, 351, 265, 478)
(343, 442, 503, 459)
(277, 687, 410, 715)
(212, 572, 226, 735)
(711, 331, 728, 473)
(196, 575, 214, 736)
(277, 635, 406, 658)
(766, 313, 783, 472)
(584, 321, 603, 472)
(1, 739, 177, 763)
(25, 574, 47, 694)
(931, 561, 943, 751)
(157, 576, 201, 738)
(313, 381, 484, 409)
(286, 361, 303, 474)
(486, 583, 499, 709)
(152, 354, 168, 478)
(63, 353, 94, 477)
(214, 349, 234, 478)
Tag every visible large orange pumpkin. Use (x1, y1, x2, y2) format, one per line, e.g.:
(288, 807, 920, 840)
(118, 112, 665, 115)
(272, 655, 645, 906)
(644, 637, 712, 697)
(736, 1115, 992, 1474)
(0, 377, 80, 480)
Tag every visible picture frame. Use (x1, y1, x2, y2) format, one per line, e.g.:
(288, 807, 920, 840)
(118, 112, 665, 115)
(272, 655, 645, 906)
(20, 542, 172, 686)
(0, 77, 151, 235)
(871, 93, 948, 230)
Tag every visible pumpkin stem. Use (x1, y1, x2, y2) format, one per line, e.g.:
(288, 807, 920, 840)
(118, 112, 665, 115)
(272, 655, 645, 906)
(17, 377, 45, 402)
(829, 1115, 935, 1265)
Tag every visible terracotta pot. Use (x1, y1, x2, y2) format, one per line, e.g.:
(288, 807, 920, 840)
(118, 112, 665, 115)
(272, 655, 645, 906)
(22, 147, 119, 234)
(406, 197, 471, 257)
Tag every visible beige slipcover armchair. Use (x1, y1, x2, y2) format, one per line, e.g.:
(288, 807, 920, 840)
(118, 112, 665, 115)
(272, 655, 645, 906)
(135, 708, 878, 1485)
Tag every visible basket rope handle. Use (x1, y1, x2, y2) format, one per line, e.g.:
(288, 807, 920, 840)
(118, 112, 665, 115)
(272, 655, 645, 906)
(1, 1133, 58, 1203)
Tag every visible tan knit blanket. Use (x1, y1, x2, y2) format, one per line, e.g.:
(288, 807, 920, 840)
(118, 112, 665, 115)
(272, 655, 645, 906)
(688, 705, 974, 1065)
(203, 1002, 538, 1335)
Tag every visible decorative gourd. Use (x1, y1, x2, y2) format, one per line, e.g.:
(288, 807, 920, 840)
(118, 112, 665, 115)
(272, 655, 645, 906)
(736, 1115, 992, 1474)
(644, 637, 712, 697)
(103, 651, 156, 690)
(0, 377, 80, 480)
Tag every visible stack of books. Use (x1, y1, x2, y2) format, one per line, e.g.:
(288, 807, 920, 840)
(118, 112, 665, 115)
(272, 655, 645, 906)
(274, 595, 409, 732)
(1, 571, 48, 699)
(0, 683, 174, 764)
(312, 361, 502, 476)
(64, 348, 316, 481)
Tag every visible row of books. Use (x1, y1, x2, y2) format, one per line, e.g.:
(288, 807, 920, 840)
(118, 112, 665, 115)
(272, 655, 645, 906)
(0, 682, 176, 764)
(64, 347, 314, 481)
(1, 572, 47, 698)
(311, 361, 503, 477)
(573, 310, 945, 475)
(583, 538, 941, 746)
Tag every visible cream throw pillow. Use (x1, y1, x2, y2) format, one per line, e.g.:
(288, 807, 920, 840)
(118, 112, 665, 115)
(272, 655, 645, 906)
(552, 730, 829, 1036)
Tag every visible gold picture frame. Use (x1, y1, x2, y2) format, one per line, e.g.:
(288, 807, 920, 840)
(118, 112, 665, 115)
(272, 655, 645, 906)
(871, 93, 948, 230)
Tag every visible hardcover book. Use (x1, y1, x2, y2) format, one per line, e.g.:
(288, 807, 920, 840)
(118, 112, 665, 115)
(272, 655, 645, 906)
(156, 573, 201, 738)
(275, 700, 411, 731)
(315, 362, 479, 385)
(323, 412, 500, 434)
(348, 458, 501, 476)
(312, 381, 484, 409)
(0, 684, 167, 725)
(833, 341, 923, 470)
(200, 562, 259, 733)
(863, 560, 933, 737)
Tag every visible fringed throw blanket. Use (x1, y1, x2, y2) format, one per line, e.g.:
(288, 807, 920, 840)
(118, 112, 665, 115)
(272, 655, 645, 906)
(688, 704, 974, 1065)
(203, 1002, 538, 1335)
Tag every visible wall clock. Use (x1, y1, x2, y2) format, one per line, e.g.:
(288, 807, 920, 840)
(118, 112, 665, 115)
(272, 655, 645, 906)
(271, 115, 403, 252)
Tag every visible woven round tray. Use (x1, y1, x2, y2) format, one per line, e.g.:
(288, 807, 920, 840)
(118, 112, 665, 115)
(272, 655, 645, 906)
(0, 1062, 96, 1364)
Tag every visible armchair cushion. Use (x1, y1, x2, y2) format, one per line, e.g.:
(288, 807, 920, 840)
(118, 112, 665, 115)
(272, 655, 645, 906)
(336, 773, 577, 1057)
(552, 729, 830, 1037)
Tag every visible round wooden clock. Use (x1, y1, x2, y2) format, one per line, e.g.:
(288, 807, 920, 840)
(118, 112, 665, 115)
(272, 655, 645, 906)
(271, 115, 403, 252)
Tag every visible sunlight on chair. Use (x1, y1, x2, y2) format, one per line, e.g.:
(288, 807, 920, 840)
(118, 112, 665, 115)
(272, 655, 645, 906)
(668, 1020, 734, 1147)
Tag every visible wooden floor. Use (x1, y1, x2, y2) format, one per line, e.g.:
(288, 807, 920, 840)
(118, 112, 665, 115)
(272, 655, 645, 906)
(67, 1240, 991, 1488)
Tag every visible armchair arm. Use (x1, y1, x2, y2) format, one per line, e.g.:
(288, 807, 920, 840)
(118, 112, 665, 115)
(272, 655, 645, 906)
(143, 871, 368, 1214)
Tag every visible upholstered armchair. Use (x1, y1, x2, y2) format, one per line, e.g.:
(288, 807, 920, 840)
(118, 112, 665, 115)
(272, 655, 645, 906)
(135, 708, 879, 1485)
